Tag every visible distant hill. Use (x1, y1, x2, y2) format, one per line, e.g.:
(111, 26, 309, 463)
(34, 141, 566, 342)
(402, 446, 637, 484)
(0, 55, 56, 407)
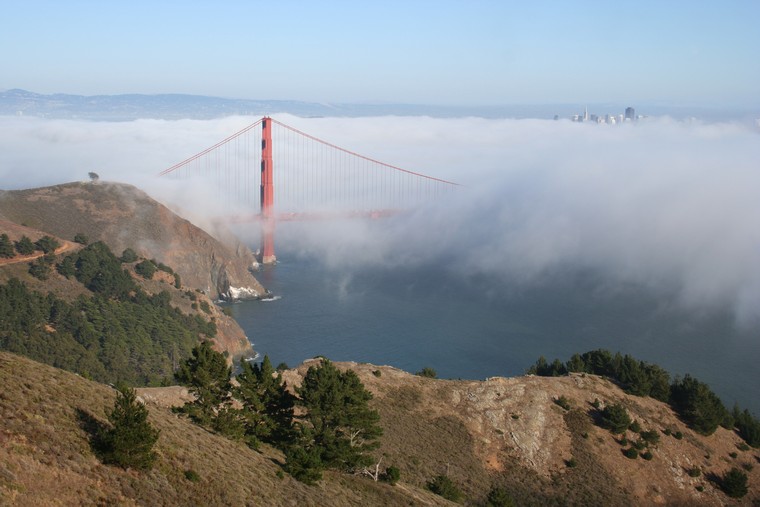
(0, 181, 264, 301)
(0, 88, 583, 120)
(1, 350, 758, 505)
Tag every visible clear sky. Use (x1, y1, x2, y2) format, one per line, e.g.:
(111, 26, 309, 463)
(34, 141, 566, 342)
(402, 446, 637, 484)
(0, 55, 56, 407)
(2, 0, 759, 107)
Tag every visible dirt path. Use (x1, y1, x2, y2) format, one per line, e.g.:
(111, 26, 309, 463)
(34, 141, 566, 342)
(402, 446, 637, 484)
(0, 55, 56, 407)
(0, 240, 76, 266)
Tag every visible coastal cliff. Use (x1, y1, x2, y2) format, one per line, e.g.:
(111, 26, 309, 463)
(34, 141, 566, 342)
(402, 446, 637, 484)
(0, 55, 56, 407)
(0, 181, 264, 300)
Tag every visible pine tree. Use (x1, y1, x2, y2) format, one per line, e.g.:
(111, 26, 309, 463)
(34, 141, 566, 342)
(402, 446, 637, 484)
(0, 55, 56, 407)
(99, 385, 159, 470)
(235, 355, 295, 448)
(175, 341, 234, 426)
(0, 234, 14, 258)
(294, 359, 382, 472)
(14, 235, 35, 255)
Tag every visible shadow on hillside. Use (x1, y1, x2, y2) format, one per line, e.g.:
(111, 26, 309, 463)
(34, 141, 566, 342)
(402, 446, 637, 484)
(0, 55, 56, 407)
(75, 407, 108, 459)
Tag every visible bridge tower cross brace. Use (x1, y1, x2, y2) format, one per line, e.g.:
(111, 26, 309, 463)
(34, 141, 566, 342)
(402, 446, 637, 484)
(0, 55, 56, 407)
(260, 117, 276, 264)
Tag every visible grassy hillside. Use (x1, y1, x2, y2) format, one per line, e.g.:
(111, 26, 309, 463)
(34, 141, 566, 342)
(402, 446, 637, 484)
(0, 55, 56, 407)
(1, 351, 759, 505)
(0, 352, 445, 506)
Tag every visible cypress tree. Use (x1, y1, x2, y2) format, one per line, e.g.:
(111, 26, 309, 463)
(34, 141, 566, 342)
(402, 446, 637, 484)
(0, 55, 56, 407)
(99, 385, 159, 470)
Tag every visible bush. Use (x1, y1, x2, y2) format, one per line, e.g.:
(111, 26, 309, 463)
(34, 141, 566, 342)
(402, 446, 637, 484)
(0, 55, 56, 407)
(382, 465, 400, 485)
(0, 234, 15, 258)
(687, 467, 701, 478)
(720, 467, 748, 498)
(120, 248, 138, 263)
(416, 367, 437, 378)
(623, 447, 638, 459)
(554, 395, 571, 410)
(184, 469, 201, 482)
(639, 429, 660, 445)
(73, 233, 89, 245)
(134, 259, 157, 279)
(628, 420, 641, 433)
(14, 235, 35, 255)
(565, 457, 577, 468)
(426, 474, 463, 503)
(34, 235, 60, 254)
(485, 486, 515, 507)
(641, 450, 653, 460)
(372, 370, 382, 377)
(600, 403, 631, 434)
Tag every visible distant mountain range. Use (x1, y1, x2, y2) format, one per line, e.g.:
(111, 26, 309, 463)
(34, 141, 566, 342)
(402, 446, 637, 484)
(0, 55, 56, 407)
(0, 88, 606, 121)
(1, 88, 756, 121)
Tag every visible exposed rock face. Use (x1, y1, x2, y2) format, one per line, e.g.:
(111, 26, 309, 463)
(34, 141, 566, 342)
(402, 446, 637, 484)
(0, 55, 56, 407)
(0, 181, 264, 300)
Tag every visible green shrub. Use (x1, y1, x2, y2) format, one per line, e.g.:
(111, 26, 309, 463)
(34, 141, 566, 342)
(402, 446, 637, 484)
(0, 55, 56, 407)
(372, 370, 382, 377)
(184, 469, 201, 482)
(687, 467, 701, 477)
(720, 467, 748, 498)
(199, 300, 212, 314)
(554, 395, 571, 410)
(135, 259, 157, 279)
(14, 236, 35, 255)
(416, 367, 437, 378)
(426, 475, 463, 503)
(73, 233, 89, 245)
(120, 248, 138, 263)
(382, 465, 400, 485)
(674, 431, 683, 440)
(641, 450, 653, 460)
(639, 429, 660, 445)
(729, 451, 738, 459)
(485, 486, 515, 507)
(628, 420, 641, 433)
(34, 235, 60, 254)
(566, 457, 577, 468)
(623, 447, 638, 459)
(600, 403, 631, 434)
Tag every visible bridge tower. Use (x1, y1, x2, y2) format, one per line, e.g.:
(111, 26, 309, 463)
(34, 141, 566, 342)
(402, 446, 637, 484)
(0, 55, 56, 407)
(260, 117, 276, 264)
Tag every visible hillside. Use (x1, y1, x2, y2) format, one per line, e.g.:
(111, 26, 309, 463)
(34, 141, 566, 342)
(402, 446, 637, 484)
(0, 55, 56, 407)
(0, 181, 264, 301)
(3, 350, 756, 506)
(0, 352, 444, 506)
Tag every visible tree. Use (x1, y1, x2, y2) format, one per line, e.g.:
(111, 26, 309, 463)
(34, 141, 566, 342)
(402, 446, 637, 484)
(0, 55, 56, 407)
(292, 359, 382, 475)
(0, 234, 14, 258)
(720, 467, 748, 498)
(135, 259, 157, 279)
(34, 235, 60, 254)
(88, 172, 99, 182)
(99, 384, 159, 470)
(235, 355, 295, 448)
(175, 341, 234, 427)
(670, 374, 729, 435)
(73, 233, 89, 245)
(14, 235, 35, 255)
(599, 403, 631, 434)
(426, 475, 463, 503)
(120, 248, 138, 263)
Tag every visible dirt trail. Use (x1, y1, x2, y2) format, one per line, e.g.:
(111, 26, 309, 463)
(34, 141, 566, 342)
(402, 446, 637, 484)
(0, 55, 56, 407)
(0, 240, 76, 266)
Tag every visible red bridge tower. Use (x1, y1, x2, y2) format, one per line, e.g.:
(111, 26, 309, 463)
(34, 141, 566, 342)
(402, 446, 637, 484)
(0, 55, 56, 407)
(260, 117, 276, 264)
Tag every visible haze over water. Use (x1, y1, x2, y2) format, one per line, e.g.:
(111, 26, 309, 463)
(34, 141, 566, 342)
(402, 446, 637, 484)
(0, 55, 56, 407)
(229, 243, 760, 416)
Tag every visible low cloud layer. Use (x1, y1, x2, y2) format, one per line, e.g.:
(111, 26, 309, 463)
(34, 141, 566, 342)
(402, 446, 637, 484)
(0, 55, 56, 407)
(1, 114, 759, 325)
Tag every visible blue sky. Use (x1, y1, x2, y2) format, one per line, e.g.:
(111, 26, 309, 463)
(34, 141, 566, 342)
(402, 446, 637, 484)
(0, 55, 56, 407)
(2, 1, 759, 107)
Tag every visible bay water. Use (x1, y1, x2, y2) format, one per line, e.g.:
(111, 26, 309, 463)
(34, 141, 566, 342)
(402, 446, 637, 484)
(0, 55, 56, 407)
(227, 251, 760, 415)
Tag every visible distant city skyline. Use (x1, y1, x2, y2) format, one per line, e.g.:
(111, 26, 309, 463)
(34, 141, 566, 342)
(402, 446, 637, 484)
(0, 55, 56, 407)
(2, 1, 759, 108)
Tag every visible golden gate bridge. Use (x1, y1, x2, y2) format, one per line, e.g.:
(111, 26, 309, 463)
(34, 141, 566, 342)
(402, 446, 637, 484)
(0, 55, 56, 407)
(159, 117, 459, 263)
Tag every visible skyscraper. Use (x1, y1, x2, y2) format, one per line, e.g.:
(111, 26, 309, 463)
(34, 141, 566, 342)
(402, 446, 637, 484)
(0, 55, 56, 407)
(625, 107, 635, 121)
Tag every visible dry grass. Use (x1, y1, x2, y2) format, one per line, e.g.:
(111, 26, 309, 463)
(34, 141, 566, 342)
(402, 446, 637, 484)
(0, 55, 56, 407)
(0, 352, 447, 506)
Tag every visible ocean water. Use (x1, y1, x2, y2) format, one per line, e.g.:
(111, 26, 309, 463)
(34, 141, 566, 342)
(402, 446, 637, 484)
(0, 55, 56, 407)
(227, 253, 760, 415)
